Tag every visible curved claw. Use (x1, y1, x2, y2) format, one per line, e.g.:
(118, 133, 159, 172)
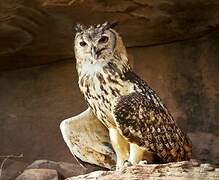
(138, 160, 148, 165)
(123, 160, 132, 167)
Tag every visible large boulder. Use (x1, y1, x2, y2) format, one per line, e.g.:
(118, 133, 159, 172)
(15, 169, 59, 180)
(25, 160, 100, 178)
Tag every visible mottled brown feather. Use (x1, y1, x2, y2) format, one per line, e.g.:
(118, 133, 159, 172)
(113, 91, 192, 162)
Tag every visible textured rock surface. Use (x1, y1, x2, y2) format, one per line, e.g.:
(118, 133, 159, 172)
(15, 169, 59, 180)
(67, 160, 219, 180)
(188, 132, 219, 165)
(0, 159, 28, 180)
(0, 159, 102, 180)
(26, 159, 101, 177)
(0, 0, 219, 70)
(26, 160, 84, 177)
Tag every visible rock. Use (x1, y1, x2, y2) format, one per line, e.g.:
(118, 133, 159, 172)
(188, 132, 219, 165)
(15, 169, 59, 180)
(0, 159, 28, 180)
(13, 159, 105, 179)
(0, 0, 219, 70)
(66, 160, 219, 180)
(26, 160, 85, 177)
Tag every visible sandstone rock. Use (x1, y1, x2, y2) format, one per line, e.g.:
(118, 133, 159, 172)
(26, 160, 86, 177)
(0, 0, 218, 70)
(188, 132, 219, 165)
(66, 160, 219, 180)
(0, 159, 28, 180)
(15, 169, 59, 180)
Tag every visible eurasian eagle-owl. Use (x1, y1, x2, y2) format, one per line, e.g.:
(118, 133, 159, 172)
(60, 22, 192, 170)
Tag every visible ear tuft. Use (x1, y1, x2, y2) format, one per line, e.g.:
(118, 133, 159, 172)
(74, 23, 85, 33)
(102, 21, 119, 31)
(109, 21, 119, 29)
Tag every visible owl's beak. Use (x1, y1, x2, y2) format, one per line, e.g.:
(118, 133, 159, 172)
(91, 46, 97, 59)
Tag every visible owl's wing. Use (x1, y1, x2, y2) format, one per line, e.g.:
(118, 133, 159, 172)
(113, 92, 192, 162)
(60, 108, 116, 169)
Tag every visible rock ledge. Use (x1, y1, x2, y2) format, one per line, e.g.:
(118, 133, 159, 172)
(67, 160, 219, 180)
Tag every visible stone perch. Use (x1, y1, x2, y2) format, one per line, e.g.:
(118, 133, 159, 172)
(66, 160, 219, 180)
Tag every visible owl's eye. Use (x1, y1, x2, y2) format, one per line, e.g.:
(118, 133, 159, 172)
(99, 36, 109, 43)
(79, 41, 87, 47)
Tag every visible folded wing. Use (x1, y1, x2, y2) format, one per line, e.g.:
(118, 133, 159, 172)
(60, 108, 116, 169)
(113, 92, 192, 162)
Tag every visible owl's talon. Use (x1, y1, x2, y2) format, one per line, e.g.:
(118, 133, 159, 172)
(111, 165, 117, 171)
(123, 160, 132, 167)
(115, 161, 132, 171)
(116, 165, 122, 171)
(138, 160, 148, 165)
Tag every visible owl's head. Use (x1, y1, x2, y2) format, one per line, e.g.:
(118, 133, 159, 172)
(74, 22, 128, 66)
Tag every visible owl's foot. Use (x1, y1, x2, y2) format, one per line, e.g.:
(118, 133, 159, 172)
(115, 165, 121, 171)
(115, 160, 132, 170)
(123, 160, 132, 167)
(111, 165, 117, 171)
(138, 160, 148, 165)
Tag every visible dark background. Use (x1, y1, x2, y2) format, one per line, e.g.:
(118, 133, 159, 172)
(0, 0, 219, 167)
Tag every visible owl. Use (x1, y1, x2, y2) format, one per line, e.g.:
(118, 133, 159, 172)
(60, 22, 192, 170)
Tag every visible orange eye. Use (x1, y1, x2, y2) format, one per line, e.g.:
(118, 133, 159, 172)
(80, 41, 87, 47)
(99, 36, 109, 43)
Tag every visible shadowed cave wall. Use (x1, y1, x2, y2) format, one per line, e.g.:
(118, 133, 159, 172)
(0, 0, 219, 167)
